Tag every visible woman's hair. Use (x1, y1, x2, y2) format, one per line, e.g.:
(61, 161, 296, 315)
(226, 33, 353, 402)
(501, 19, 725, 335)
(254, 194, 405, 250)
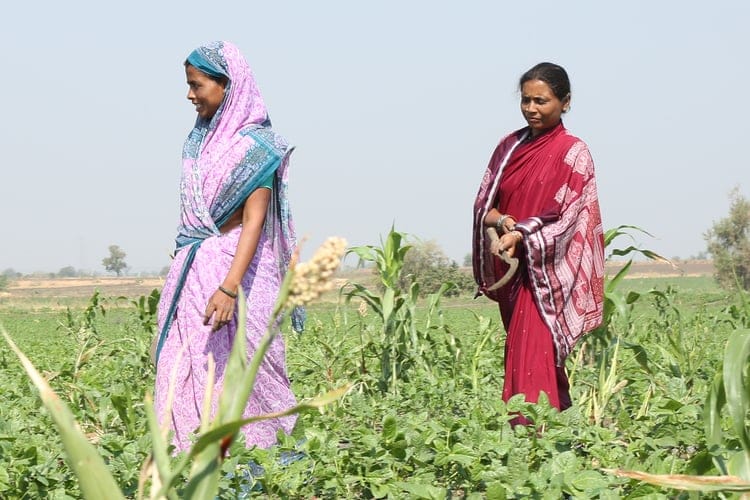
(184, 61, 229, 87)
(519, 62, 570, 100)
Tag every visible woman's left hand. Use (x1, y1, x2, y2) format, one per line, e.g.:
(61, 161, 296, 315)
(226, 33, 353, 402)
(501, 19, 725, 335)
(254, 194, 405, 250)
(203, 290, 237, 332)
(495, 231, 522, 258)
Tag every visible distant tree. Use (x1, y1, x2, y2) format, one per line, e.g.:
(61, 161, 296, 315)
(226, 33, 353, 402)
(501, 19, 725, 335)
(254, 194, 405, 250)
(1, 268, 20, 278)
(463, 253, 472, 267)
(705, 187, 750, 290)
(58, 266, 77, 278)
(0, 275, 7, 292)
(159, 266, 171, 277)
(102, 245, 128, 277)
(398, 239, 475, 297)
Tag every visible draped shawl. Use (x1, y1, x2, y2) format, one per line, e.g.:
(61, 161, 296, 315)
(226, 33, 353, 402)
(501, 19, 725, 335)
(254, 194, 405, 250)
(472, 122, 605, 362)
(155, 41, 299, 362)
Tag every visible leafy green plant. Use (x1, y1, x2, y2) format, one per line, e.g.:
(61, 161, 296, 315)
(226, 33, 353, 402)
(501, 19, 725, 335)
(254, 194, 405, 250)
(58, 290, 108, 381)
(606, 326, 750, 495)
(5, 230, 748, 497)
(591, 225, 673, 346)
(570, 225, 668, 425)
(345, 227, 456, 394)
(647, 286, 703, 386)
(705, 327, 750, 481)
(0, 238, 350, 499)
(131, 288, 161, 337)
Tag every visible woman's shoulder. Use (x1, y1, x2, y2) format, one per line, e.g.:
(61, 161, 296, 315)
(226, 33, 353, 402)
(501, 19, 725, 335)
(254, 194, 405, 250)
(239, 125, 291, 154)
(499, 126, 530, 145)
(558, 130, 596, 173)
(560, 126, 590, 148)
(490, 127, 529, 156)
(557, 128, 592, 156)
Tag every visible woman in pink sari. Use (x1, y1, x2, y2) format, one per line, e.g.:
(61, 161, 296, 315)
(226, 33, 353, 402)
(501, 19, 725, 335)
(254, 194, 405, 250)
(154, 41, 301, 452)
(472, 62, 605, 424)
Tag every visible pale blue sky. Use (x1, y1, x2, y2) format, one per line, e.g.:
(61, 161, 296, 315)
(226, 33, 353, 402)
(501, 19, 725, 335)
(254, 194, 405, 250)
(1, 1, 748, 273)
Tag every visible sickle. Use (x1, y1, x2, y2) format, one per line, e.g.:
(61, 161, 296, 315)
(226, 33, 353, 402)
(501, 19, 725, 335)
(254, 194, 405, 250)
(485, 227, 519, 291)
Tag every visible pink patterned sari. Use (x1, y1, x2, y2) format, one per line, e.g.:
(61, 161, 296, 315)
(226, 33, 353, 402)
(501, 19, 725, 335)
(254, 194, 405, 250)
(155, 41, 298, 452)
(472, 122, 604, 417)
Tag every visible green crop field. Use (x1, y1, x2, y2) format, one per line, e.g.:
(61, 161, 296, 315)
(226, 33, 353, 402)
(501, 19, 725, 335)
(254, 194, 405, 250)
(1, 260, 749, 498)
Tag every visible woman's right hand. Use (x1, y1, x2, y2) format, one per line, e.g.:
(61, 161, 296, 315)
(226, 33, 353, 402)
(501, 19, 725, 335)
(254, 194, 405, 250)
(203, 289, 237, 332)
(492, 231, 523, 258)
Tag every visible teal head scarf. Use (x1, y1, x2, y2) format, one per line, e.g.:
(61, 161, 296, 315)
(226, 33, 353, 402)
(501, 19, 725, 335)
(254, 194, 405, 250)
(186, 48, 227, 79)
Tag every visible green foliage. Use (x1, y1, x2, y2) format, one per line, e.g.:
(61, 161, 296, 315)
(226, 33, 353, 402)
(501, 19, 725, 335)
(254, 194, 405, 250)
(0, 304, 153, 497)
(706, 327, 750, 479)
(0, 275, 742, 497)
(102, 244, 128, 277)
(3, 226, 750, 497)
(705, 292, 750, 480)
(2, 327, 127, 500)
(0, 264, 348, 499)
(705, 186, 750, 290)
(0, 274, 7, 292)
(130, 288, 160, 336)
(607, 295, 750, 494)
(345, 227, 460, 395)
(592, 225, 673, 344)
(571, 225, 671, 426)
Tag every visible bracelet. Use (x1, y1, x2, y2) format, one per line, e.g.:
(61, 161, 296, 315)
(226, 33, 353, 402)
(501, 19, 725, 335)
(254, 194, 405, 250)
(218, 285, 238, 299)
(496, 214, 510, 232)
(509, 230, 523, 242)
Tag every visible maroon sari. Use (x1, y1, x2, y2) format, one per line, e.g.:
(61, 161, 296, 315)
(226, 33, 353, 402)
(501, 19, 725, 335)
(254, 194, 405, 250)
(472, 122, 604, 418)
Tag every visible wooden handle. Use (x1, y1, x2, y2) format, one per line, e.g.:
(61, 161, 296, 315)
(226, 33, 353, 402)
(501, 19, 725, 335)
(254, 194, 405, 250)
(485, 227, 519, 291)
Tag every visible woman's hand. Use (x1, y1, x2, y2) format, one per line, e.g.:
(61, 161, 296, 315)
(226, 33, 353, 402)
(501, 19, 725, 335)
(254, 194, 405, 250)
(484, 209, 516, 233)
(492, 231, 523, 258)
(203, 289, 237, 332)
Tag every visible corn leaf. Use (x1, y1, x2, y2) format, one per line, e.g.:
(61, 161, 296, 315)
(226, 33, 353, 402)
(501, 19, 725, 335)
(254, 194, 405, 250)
(723, 328, 750, 478)
(604, 469, 750, 492)
(704, 371, 728, 475)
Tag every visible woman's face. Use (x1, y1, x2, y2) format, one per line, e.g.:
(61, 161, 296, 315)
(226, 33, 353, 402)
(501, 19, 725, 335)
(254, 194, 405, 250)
(520, 79, 569, 137)
(185, 64, 226, 120)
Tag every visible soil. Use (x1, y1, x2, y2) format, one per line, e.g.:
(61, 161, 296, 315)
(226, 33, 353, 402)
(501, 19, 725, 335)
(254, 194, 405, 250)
(0, 260, 714, 303)
(1, 277, 164, 301)
(604, 259, 713, 279)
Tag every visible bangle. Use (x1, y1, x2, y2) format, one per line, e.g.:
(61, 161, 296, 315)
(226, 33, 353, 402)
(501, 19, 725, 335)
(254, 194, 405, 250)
(510, 230, 523, 242)
(218, 285, 238, 299)
(496, 214, 510, 232)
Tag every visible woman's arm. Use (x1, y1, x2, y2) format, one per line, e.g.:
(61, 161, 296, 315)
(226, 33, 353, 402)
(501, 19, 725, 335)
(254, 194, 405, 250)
(203, 187, 271, 331)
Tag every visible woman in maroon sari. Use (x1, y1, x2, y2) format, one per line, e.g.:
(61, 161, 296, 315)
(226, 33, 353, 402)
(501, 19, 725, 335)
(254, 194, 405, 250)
(472, 63, 605, 424)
